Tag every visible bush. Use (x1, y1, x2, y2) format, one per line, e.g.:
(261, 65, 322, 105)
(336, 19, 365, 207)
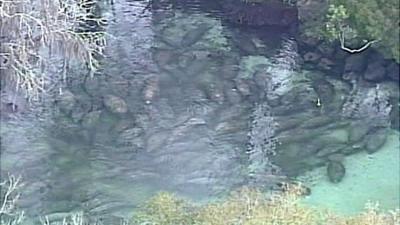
(323, 1, 399, 62)
(130, 184, 400, 225)
(0, 0, 107, 101)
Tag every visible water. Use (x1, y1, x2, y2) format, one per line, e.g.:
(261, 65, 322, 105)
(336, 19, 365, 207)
(1, 0, 399, 223)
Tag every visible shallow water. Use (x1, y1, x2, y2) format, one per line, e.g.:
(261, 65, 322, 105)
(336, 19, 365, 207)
(1, 0, 399, 223)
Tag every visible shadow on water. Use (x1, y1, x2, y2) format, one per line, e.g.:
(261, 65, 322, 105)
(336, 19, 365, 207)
(0, 0, 398, 223)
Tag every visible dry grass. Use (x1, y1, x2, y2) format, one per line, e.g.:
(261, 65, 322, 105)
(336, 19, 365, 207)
(0, 0, 107, 101)
(131, 183, 400, 225)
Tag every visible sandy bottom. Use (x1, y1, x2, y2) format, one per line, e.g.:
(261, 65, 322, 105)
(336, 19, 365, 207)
(298, 130, 400, 215)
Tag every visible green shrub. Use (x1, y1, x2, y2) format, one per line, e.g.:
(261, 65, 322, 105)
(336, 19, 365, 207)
(325, 1, 399, 62)
(130, 184, 400, 225)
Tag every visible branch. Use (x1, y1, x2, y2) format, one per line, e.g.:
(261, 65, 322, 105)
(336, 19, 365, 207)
(339, 31, 378, 53)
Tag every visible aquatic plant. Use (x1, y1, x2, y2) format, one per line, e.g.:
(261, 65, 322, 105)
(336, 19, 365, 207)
(0, 0, 107, 101)
(130, 184, 400, 225)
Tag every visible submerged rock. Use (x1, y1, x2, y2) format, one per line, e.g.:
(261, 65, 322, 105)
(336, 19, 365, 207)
(327, 161, 345, 183)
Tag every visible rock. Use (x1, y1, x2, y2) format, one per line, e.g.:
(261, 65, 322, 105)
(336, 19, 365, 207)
(365, 128, 388, 154)
(364, 60, 386, 82)
(56, 90, 76, 114)
(344, 53, 367, 74)
(386, 62, 399, 81)
(303, 52, 321, 63)
(327, 161, 345, 183)
(103, 95, 128, 114)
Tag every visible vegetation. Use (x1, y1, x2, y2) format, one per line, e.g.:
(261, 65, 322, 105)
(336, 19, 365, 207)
(2, 175, 398, 225)
(323, 0, 399, 62)
(131, 184, 400, 225)
(0, 0, 107, 101)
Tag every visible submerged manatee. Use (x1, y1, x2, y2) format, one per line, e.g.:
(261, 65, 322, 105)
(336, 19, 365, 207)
(327, 161, 346, 183)
(143, 76, 159, 104)
(180, 23, 211, 48)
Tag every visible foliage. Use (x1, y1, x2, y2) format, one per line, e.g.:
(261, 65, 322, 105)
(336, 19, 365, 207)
(325, 4, 350, 41)
(0, 0, 107, 101)
(130, 192, 194, 225)
(130, 184, 400, 225)
(324, 0, 399, 62)
(1, 175, 399, 225)
(0, 175, 24, 225)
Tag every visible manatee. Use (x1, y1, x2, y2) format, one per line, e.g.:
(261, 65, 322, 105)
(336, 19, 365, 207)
(327, 161, 346, 183)
(143, 76, 159, 104)
(180, 23, 211, 48)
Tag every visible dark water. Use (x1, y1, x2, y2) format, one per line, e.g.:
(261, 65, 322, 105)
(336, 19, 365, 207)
(1, 0, 399, 224)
